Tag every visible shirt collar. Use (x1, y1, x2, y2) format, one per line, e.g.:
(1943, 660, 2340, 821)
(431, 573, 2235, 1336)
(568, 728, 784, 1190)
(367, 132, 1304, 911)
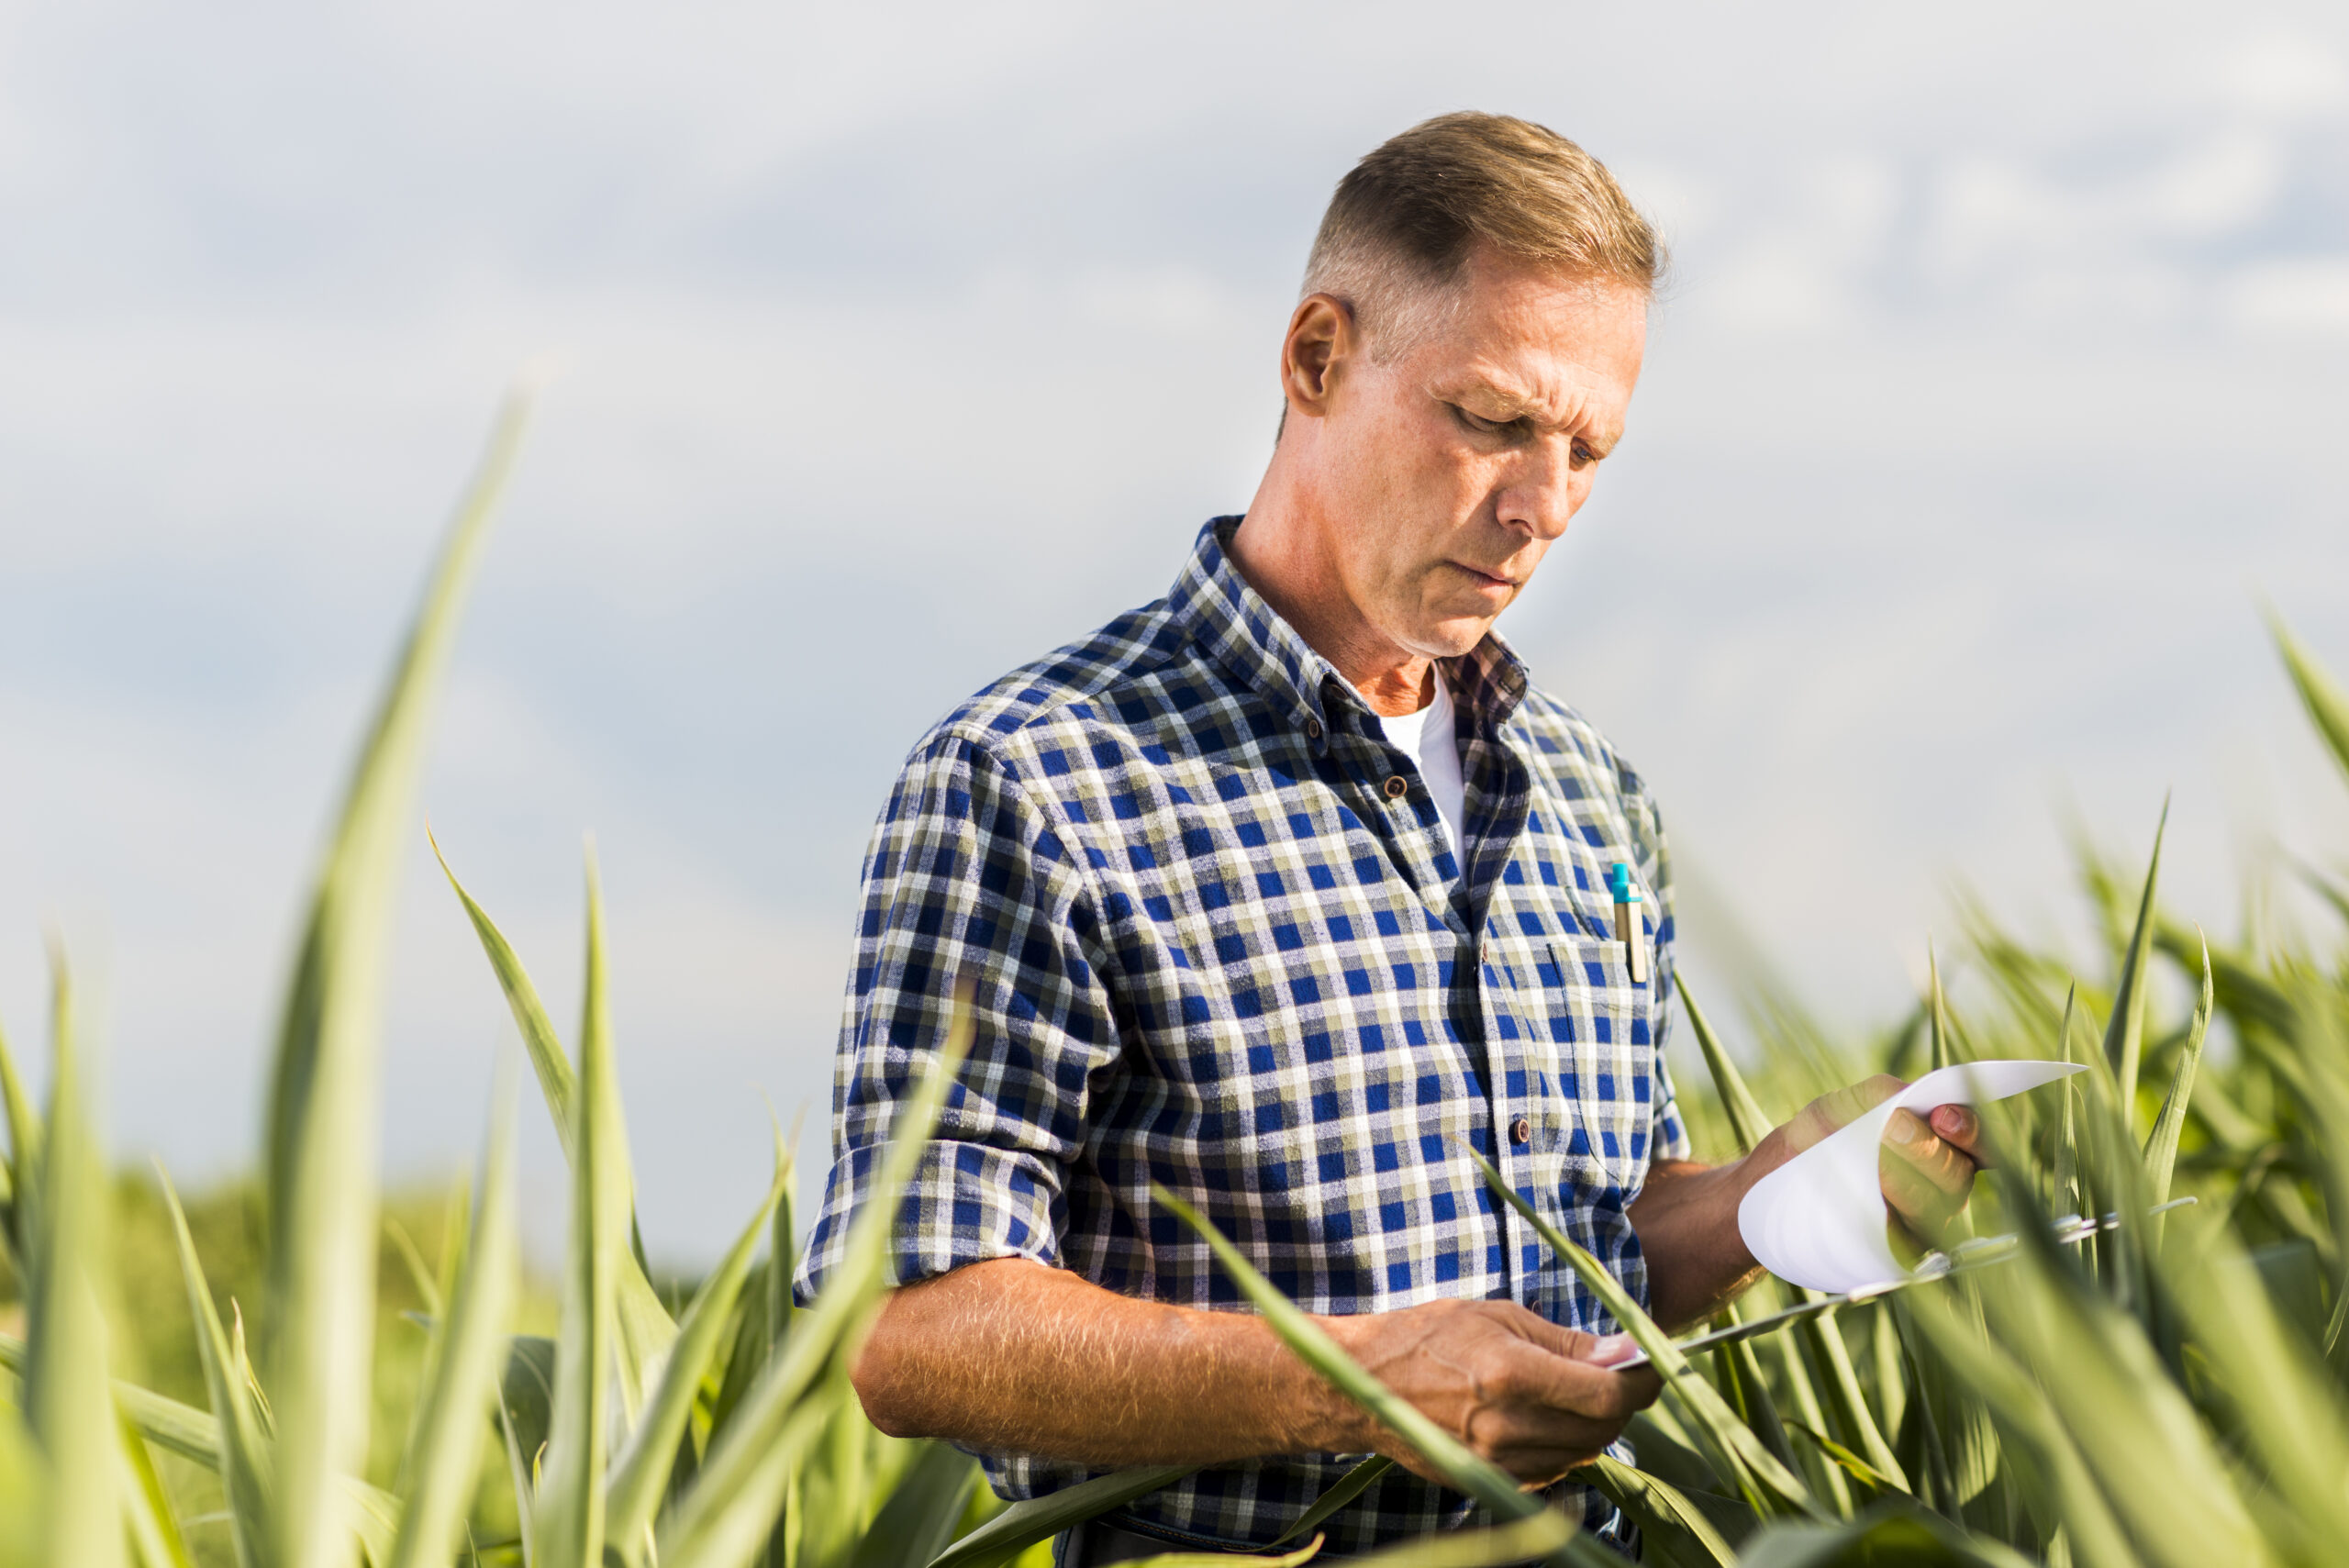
(1167, 517, 1531, 745)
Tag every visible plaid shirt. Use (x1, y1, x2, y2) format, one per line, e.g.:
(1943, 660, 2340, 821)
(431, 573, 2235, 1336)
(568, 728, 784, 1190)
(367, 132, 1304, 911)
(798, 518, 1687, 1553)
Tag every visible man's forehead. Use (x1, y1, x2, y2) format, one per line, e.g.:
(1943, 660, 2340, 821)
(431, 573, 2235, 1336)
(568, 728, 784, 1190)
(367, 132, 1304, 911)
(1436, 355, 1632, 436)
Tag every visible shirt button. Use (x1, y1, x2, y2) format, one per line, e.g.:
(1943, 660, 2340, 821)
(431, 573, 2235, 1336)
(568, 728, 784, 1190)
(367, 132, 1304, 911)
(1382, 774, 1408, 800)
(1509, 1117, 1532, 1146)
(1305, 717, 1323, 740)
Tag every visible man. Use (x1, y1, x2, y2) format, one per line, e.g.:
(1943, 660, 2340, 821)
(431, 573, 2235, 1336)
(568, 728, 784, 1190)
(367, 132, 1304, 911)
(796, 113, 1984, 1559)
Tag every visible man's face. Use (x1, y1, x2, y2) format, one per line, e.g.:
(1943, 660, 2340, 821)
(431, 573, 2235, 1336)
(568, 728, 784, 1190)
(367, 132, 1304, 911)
(1303, 251, 1648, 662)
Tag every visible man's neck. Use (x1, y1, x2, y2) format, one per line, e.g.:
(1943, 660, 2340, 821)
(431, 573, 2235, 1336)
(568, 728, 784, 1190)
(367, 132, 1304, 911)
(1231, 468, 1433, 720)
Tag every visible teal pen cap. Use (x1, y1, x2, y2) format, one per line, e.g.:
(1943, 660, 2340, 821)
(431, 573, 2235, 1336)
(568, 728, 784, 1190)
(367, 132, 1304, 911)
(1607, 862, 1637, 903)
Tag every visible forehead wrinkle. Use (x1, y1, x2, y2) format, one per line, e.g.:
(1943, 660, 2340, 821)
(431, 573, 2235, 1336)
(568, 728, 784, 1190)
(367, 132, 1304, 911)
(1442, 361, 1615, 444)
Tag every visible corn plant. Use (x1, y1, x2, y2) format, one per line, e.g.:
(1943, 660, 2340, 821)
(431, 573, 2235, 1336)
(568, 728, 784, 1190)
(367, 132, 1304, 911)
(8, 396, 2349, 1566)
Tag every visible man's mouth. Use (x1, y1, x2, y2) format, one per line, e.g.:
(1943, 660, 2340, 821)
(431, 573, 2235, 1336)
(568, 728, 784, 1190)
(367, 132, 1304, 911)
(1454, 562, 1520, 590)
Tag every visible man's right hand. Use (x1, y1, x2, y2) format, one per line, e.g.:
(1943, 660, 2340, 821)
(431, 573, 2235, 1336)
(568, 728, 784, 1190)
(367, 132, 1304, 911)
(1324, 1296, 1662, 1487)
(852, 1258, 1661, 1492)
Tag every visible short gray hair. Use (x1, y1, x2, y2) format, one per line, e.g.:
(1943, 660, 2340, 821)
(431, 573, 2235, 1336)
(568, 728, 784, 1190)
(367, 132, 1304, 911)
(1303, 112, 1663, 358)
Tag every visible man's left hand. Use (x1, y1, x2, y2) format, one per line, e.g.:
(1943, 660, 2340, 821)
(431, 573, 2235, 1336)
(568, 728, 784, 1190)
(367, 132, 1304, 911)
(1772, 1076, 1988, 1251)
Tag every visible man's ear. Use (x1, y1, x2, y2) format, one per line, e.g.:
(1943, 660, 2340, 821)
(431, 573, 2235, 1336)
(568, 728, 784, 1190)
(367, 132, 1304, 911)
(1280, 294, 1355, 421)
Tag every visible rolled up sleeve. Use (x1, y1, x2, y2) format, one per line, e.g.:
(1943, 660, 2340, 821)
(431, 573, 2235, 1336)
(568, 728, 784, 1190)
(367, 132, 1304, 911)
(794, 728, 1117, 1303)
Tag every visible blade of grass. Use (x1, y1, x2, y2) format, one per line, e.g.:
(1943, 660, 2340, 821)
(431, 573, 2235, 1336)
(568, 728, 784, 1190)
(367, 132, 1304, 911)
(23, 951, 126, 1568)
(0, 1010, 39, 1264)
(2100, 801, 2168, 1135)
(1675, 974, 1773, 1152)
(1461, 1148, 1820, 1520)
(605, 1148, 790, 1552)
(844, 1442, 981, 1568)
(1149, 1184, 1538, 1524)
(1341, 1513, 1576, 1568)
(1578, 1452, 1736, 1567)
(159, 1170, 275, 1568)
(117, 1403, 196, 1568)
(2268, 609, 2349, 788)
(1734, 1497, 2038, 1568)
(0, 1333, 398, 1534)
(659, 1000, 972, 1568)
(262, 392, 529, 1568)
(385, 1078, 519, 1568)
(2142, 935, 2211, 1229)
(1788, 1315, 1906, 1496)
(1266, 1456, 1394, 1549)
(533, 848, 633, 1568)
(430, 832, 678, 1410)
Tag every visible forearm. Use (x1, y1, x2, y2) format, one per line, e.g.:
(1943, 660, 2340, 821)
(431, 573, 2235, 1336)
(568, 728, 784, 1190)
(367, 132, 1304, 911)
(850, 1256, 1370, 1466)
(1628, 1157, 1769, 1330)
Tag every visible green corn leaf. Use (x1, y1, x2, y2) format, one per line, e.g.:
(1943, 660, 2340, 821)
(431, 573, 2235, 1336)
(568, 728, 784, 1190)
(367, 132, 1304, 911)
(1576, 1453, 1737, 1567)
(159, 1169, 276, 1568)
(923, 1467, 1215, 1568)
(428, 829, 576, 1158)
(23, 953, 126, 1568)
(605, 1149, 790, 1553)
(1926, 946, 1951, 1073)
(1762, 1336, 1850, 1519)
(1788, 1315, 1907, 1496)
(2154, 1207, 2349, 1563)
(2053, 988, 2082, 1222)
(2269, 609, 2349, 789)
(1713, 1336, 1805, 1500)
(262, 393, 529, 1568)
(534, 849, 634, 1568)
(1461, 1149, 1820, 1521)
(2100, 801, 2168, 1131)
(1896, 1285, 2141, 1568)
(1267, 1456, 1394, 1548)
(844, 1441, 981, 1568)
(1735, 1497, 2039, 1568)
(660, 1001, 972, 1568)
(2143, 934, 2212, 1222)
(1675, 975, 1773, 1153)
(493, 1334, 556, 1546)
(117, 1403, 196, 1568)
(1341, 1513, 1581, 1568)
(0, 1334, 398, 1541)
(1780, 1420, 1900, 1493)
(431, 832, 679, 1411)
(385, 1084, 519, 1568)
(1151, 1184, 1538, 1525)
(0, 1010, 39, 1264)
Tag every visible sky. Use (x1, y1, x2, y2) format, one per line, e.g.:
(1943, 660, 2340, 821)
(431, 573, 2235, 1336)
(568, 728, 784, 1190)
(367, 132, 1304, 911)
(2, 2, 2346, 1262)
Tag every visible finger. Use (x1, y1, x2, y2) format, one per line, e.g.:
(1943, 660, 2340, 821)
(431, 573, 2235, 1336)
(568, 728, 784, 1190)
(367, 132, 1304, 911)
(1486, 1340, 1652, 1424)
(1785, 1074, 1909, 1155)
(1885, 1110, 1977, 1200)
(1928, 1103, 1991, 1165)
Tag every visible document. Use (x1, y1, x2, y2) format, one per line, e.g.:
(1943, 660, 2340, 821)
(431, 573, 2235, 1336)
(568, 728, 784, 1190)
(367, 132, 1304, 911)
(1735, 1061, 2086, 1294)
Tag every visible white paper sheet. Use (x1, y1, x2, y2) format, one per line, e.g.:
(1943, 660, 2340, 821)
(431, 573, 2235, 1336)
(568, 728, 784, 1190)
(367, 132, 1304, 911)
(1735, 1061, 2085, 1294)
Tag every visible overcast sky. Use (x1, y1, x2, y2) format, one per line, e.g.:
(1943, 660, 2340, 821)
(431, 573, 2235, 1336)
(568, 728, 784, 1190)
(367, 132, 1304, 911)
(4, 2, 2346, 1261)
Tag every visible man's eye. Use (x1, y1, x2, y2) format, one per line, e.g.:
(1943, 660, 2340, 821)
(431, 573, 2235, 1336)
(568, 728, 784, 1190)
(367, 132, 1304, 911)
(1451, 405, 1505, 436)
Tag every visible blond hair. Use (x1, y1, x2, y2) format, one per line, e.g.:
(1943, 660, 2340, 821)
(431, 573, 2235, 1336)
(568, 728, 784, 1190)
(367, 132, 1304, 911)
(1302, 112, 1663, 358)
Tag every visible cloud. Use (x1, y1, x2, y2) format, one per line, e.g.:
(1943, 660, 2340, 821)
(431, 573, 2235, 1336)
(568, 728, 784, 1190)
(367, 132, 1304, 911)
(6, 1, 2349, 1258)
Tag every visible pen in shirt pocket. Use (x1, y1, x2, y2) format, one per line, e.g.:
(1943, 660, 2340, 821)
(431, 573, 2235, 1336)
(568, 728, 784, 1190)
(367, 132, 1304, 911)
(1607, 863, 1649, 984)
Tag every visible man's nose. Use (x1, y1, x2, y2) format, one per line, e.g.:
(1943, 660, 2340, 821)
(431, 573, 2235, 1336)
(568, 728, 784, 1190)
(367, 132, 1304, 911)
(1496, 439, 1577, 540)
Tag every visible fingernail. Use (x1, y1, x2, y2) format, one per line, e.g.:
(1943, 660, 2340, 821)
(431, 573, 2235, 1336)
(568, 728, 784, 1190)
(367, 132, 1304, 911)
(1931, 1106, 1968, 1135)
(1590, 1333, 1636, 1364)
(1888, 1109, 1927, 1146)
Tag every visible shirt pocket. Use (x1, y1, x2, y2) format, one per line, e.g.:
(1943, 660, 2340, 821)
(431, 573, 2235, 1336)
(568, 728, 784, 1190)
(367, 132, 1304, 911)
(1544, 935, 1654, 1194)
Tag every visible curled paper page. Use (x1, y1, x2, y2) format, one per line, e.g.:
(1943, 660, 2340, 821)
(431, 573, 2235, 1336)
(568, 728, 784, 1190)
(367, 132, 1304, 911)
(1736, 1060, 2085, 1294)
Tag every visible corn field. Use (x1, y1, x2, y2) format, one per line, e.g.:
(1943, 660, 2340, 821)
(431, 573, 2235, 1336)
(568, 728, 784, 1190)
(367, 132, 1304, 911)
(9, 412, 2349, 1568)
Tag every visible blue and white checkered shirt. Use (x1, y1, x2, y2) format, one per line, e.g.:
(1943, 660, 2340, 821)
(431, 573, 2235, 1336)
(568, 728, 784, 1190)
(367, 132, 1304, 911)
(799, 517, 1687, 1552)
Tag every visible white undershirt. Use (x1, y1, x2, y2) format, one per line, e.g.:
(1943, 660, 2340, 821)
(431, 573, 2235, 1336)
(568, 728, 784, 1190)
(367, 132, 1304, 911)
(1375, 672, 1467, 866)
